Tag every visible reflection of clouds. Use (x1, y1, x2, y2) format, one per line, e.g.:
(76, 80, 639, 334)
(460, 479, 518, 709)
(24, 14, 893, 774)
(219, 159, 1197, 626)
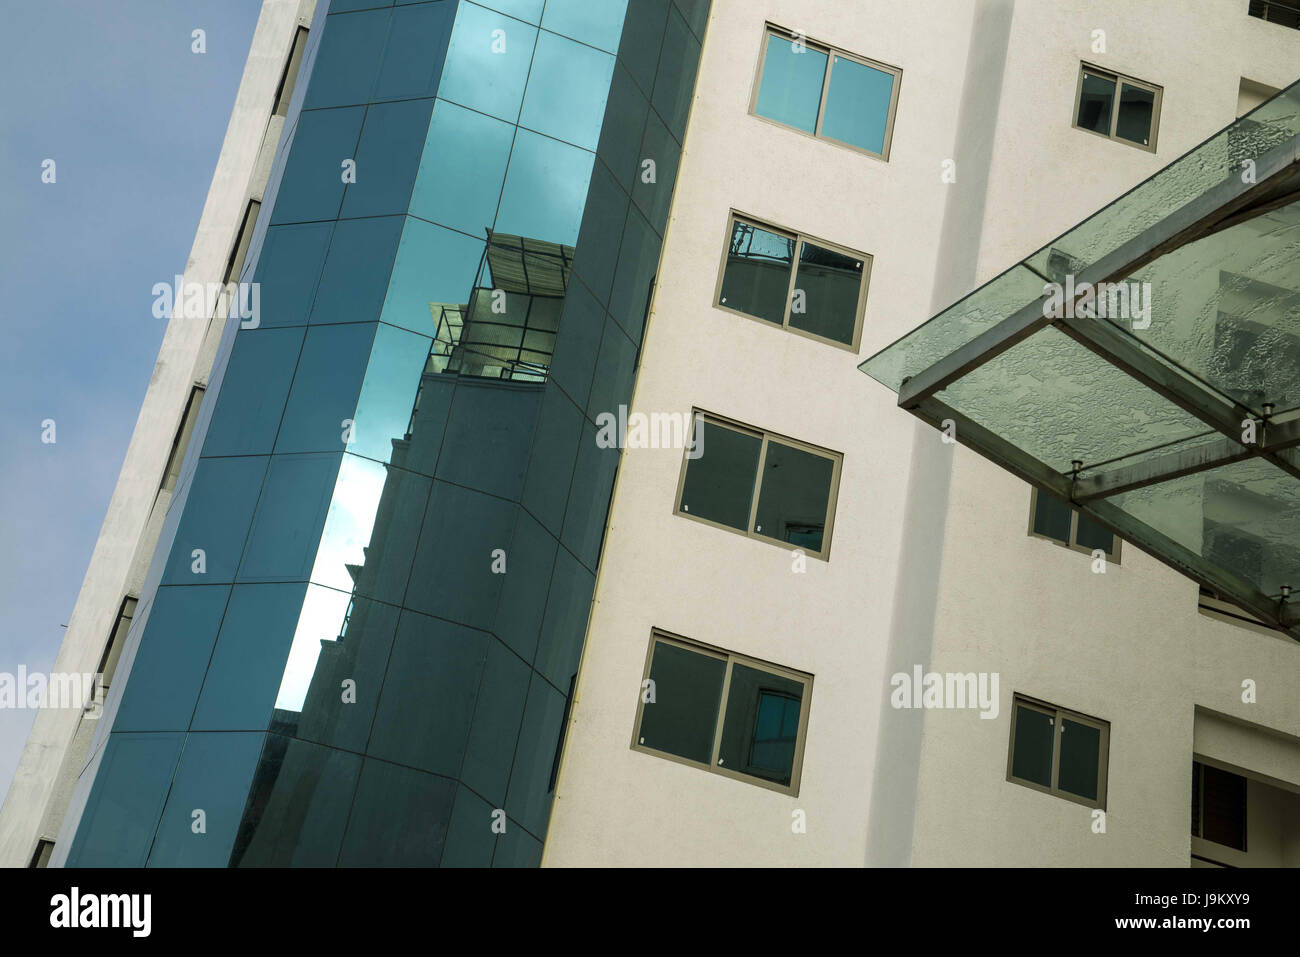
(274, 585, 351, 713)
(309, 455, 388, 592)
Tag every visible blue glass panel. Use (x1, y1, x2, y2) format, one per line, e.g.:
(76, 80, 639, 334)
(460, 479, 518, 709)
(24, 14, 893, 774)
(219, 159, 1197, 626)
(548, 278, 605, 407)
(495, 129, 594, 247)
(492, 509, 557, 661)
(340, 99, 436, 219)
(230, 734, 362, 866)
(163, 456, 268, 585)
(493, 822, 543, 867)
(349, 322, 431, 464)
(303, 9, 391, 109)
(632, 109, 680, 236)
(504, 673, 565, 835)
(460, 638, 530, 803)
(337, 758, 456, 866)
(284, 594, 399, 752)
(519, 31, 615, 151)
(519, 382, 583, 535)
(753, 33, 826, 134)
(534, 546, 594, 687)
(191, 582, 309, 731)
(438, 2, 537, 122)
(570, 159, 629, 307)
(586, 314, 638, 423)
(275, 324, 378, 454)
(434, 378, 542, 501)
(239, 453, 343, 581)
(619, 0, 669, 94)
(114, 585, 231, 732)
(372, 0, 456, 101)
(595, 62, 648, 192)
(252, 222, 333, 327)
(821, 54, 895, 155)
(404, 481, 518, 627)
(651, 5, 701, 141)
(477, 0, 543, 23)
(561, 422, 619, 567)
(332, 0, 395, 11)
(368, 610, 488, 775)
(379, 218, 484, 337)
(673, 0, 709, 39)
(270, 107, 366, 225)
(398, 372, 455, 476)
(310, 454, 430, 603)
(309, 216, 403, 325)
(541, 0, 628, 53)
(147, 731, 265, 867)
(409, 99, 514, 236)
(441, 785, 496, 867)
(202, 327, 303, 457)
(65, 732, 184, 867)
(607, 202, 659, 343)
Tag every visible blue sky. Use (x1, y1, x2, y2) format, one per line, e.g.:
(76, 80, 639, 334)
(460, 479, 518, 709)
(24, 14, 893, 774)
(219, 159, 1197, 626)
(0, 0, 263, 805)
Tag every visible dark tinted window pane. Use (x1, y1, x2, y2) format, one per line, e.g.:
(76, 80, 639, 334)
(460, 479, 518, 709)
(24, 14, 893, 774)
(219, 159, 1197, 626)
(753, 33, 826, 133)
(716, 664, 804, 786)
(1116, 82, 1156, 145)
(638, 642, 726, 764)
(753, 440, 835, 551)
(718, 220, 794, 324)
(1076, 71, 1116, 135)
(1057, 718, 1101, 800)
(821, 55, 894, 155)
(1011, 704, 1054, 787)
(679, 421, 762, 531)
(337, 758, 456, 866)
(1074, 513, 1114, 554)
(1201, 764, 1247, 850)
(1031, 492, 1072, 544)
(790, 240, 863, 344)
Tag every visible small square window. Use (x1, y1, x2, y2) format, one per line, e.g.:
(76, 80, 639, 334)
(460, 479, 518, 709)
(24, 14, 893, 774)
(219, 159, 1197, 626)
(1007, 695, 1109, 808)
(1192, 761, 1248, 851)
(1072, 63, 1161, 151)
(676, 412, 842, 559)
(1028, 488, 1120, 562)
(633, 631, 813, 795)
(716, 213, 871, 349)
(751, 26, 901, 160)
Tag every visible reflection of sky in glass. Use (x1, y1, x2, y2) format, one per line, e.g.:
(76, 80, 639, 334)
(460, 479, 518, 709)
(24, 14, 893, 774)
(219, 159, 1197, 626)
(754, 34, 826, 133)
(309, 454, 389, 592)
(274, 584, 352, 713)
(821, 55, 894, 155)
(349, 323, 431, 463)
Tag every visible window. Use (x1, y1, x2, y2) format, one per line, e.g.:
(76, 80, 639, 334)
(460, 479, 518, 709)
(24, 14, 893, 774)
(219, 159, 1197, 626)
(1073, 64, 1161, 151)
(632, 631, 813, 795)
(1028, 488, 1120, 562)
(675, 412, 842, 558)
(1249, 0, 1300, 30)
(750, 25, 902, 159)
(273, 26, 310, 118)
(28, 839, 54, 869)
(715, 213, 871, 349)
(1007, 695, 1109, 808)
(1192, 761, 1248, 851)
(160, 386, 205, 495)
(223, 199, 262, 287)
(95, 595, 138, 696)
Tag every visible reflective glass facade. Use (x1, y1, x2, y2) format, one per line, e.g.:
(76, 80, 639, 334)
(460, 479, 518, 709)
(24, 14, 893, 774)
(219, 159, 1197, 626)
(67, 0, 710, 867)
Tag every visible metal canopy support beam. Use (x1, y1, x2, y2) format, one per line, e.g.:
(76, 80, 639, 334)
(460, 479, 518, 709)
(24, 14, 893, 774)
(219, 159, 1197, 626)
(912, 395, 1299, 641)
(1075, 417, 1300, 501)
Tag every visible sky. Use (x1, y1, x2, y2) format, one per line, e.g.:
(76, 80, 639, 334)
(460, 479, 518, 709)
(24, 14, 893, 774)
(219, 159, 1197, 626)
(0, 0, 263, 808)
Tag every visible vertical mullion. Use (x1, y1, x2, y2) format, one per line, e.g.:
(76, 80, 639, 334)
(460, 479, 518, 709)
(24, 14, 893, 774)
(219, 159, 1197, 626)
(710, 659, 734, 766)
(748, 435, 769, 536)
(1108, 77, 1122, 140)
(784, 236, 804, 329)
(814, 47, 834, 137)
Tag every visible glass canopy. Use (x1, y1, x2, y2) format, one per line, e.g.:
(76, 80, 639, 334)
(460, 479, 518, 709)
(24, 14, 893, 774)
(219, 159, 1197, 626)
(861, 78, 1300, 637)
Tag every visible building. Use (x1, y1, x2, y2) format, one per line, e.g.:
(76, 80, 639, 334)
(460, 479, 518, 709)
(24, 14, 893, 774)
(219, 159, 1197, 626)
(4, 0, 1300, 868)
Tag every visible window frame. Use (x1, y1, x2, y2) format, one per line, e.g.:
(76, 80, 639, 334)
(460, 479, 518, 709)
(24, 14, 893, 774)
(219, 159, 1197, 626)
(673, 409, 844, 560)
(1006, 693, 1110, 810)
(713, 210, 873, 352)
(1072, 62, 1163, 153)
(630, 629, 814, 797)
(748, 24, 903, 161)
(1027, 487, 1122, 563)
